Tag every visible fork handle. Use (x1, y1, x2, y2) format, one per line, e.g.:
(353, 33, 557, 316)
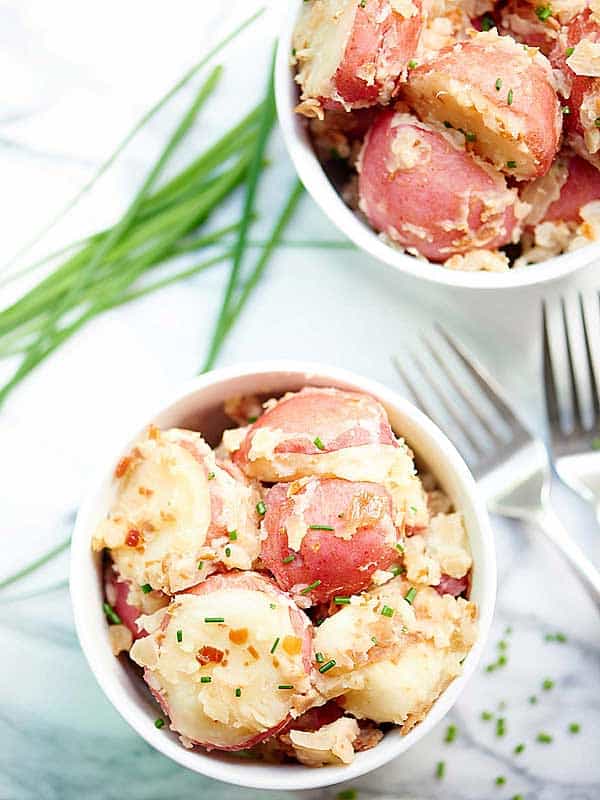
(532, 505, 600, 609)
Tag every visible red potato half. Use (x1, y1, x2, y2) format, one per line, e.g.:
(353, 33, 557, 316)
(498, 0, 561, 55)
(403, 29, 562, 179)
(104, 568, 167, 639)
(261, 477, 401, 604)
(130, 571, 314, 751)
(292, 0, 423, 117)
(358, 110, 523, 261)
(520, 152, 600, 225)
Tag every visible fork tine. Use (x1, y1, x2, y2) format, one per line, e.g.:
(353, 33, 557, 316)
(435, 323, 528, 432)
(392, 355, 448, 433)
(422, 335, 504, 445)
(542, 301, 562, 433)
(580, 292, 600, 426)
(561, 296, 584, 431)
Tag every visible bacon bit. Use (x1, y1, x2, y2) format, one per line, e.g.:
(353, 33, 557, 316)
(114, 456, 132, 479)
(148, 424, 160, 440)
(138, 486, 154, 497)
(282, 635, 302, 656)
(229, 628, 249, 645)
(125, 529, 142, 547)
(196, 646, 225, 665)
(247, 645, 260, 660)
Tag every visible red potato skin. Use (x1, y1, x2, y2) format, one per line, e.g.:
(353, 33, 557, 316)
(233, 387, 397, 472)
(435, 573, 469, 597)
(106, 569, 148, 640)
(498, 1, 560, 54)
(261, 478, 399, 604)
(325, 0, 423, 109)
(358, 111, 520, 261)
(543, 154, 600, 222)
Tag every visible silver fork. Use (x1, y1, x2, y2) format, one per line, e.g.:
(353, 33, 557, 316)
(543, 293, 600, 523)
(393, 324, 600, 609)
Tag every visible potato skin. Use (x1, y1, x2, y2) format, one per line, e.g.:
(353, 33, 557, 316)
(499, 0, 560, 54)
(403, 30, 562, 179)
(543, 154, 600, 221)
(261, 478, 400, 604)
(357, 110, 521, 261)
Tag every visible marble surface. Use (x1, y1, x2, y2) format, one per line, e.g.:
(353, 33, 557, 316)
(1, 2, 599, 799)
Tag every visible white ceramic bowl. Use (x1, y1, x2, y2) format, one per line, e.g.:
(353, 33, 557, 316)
(275, 0, 600, 290)
(70, 361, 496, 791)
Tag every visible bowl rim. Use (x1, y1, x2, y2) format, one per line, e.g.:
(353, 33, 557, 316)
(274, 0, 600, 290)
(70, 360, 496, 791)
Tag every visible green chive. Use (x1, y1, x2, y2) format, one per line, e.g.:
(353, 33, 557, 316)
(269, 603, 276, 609)
(507, 160, 517, 168)
(496, 718, 506, 737)
(562, 106, 570, 115)
(512, 795, 524, 800)
(371, 636, 378, 645)
(225, 546, 231, 557)
(535, 4, 552, 19)
(568, 722, 580, 734)
(537, 732, 553, 743)
(359, 0, 367, 7)
(408, 59, 418, 69)
(381, 605, 395, 618)
(247, 415, 258, 423)
(141, 583, 152, 594)
(498, 640, 507, 651)
(200, 676, 212, 683)
(313, 436, 326, 451)
(481, 14, 494, 30)
(235, 688, 241, 698)
(529, 695, 538, 704)
(278, 684, 293, 690)
(505, 626, 513, 635)
(282, 554, 296, 564)
(566, 46, 574, 57)
(315, 652, 325, 663)
(207, 472, 216, 480)
(197, 560, 204, 570)
(204, 617, 224, 623)
(395, 543, 405, 553)
(309, 524, 334, 531)
(319, 659, 336, 674)
(256, 500, 266, 516)
(334, 596, 351, 605)
(154, 718, 165, 729)
(594, 119, 600, 129)
(270, 637, 280, 654)
(337, 791, 357, 800)
(103, 602, 122, 625)
(445, 724, 457, 743)
(495, 77, 502, 91)
(481, 711, 493, 721)
(228, 530, 238, 541)
(465, 131, 476, 142)
(443, 120, 453, 128)
(507, 88, 514, 105)
(436, 760, 445, 779)
(301, 580, 321, 595)
(176, 629, 183, 643)
(542, 678, 554, 691)
(390, 565, 405, 577)
(514, 743, 525, 754)
(495, 776, 506, 786)
(404, 587, 417, 604)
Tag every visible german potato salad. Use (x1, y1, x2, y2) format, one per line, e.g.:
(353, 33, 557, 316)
(94, 388, 476, 766)
(292, 0, 600, 271)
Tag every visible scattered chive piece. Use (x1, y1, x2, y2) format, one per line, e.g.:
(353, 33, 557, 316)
(395, 543, 405, 553)
(497, 654, 508, 667)
(505, 626, 513, 635)
(404, 587, 417, 604)
(445, 724, 457, 743)
(337, 791, 357, 800)
(495, 776, 506, 786)
(200, 675, 212, 683)
(381, 604, 395, 618)
(371, 636, 378, 645)
(291, 47, 297, 56)
(595, 118, 600, 129)
(436, 761, 445, 779)
(481, 13, 494, 30)
(535, 4, 553, 20)
(103, 602, 122, 625)
(562, 106, 570, 114)
(269, 603, 276, 609)
(542, 678, 554, 691)
(568, 723, 580, 734)
(498, 640, 508, 651)
(496, 717, 506, 737)
(537, 732, 553, 744)
(481, 710, 493, 721)
(507, 88, 514, 105)
(315, 652, 325, 663)
(512, 796, 524, 800)
(207, 472, 216, 480)
(465, 131, 477, 142)
(529, 695, 538, 704)
(282, 554, 296, 564)
(301, 579, 322, 595)
(204, 617, 224, 623)
(507, 160, 517, 168)
(334, 596, 351, 605)
(141, 583, 152, 594)
(270, 637, 280, 654)
(278, 684, 294, 690)
(235, 688, 242, 698)
(228, 530, 238, 541)
(556, 632, 567, 642)
(154, 718, 165, 729)
(315, 618, 325, 626)
(408, 59, 418, 68)
(256, 500, 267, 516)
(443, 120, 453, 128)
(390, 565, 405, 577)
(313, 436, 326, 451)
(495, 77, 502, 91)
(197, 560, 204, 570)
(319, 659, 336, 674)
(514, 743, 525, 754)
(360, 0, 367, 7)
(309, 524, 334, 531)
(566, 45, 574, 56)
(486, 663, 496, 672)
(247, 415, 258, 423)
(225, 546, 231, 557)
(176, 629, 183, 643)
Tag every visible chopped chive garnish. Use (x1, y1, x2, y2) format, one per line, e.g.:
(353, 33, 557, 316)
(465, 131, 476, 142)
(443, 120, 453, 128)
(497, 654, 507, 667)
(512, 795, 524, 800)
(498, 640, 507, 651)
(505, 626, 513, 635)
(313, 436, 325, 451)
(204, 617, 224, 623)
(390, 565, 405, 577)
(269, 603, 277, 609)
(309, 524, 334, 531)
(256, 500, 266, 516)
(594, 118, 600, 129)
(197, 560, 204, 570)
(507, 88, 514, 105)
(436, 760, 445, 779)
(445, 724, 457, 743)
(103, 602, 122, 625)
(235, 687, 241, 697)
(319, 659, 336, 674)
(371, 636, 378, 645)
(337, 791, 357, 800)
(408, 59, 418, 68)
(537, 732, 553, 743)
(207, 472, 215, 480)
(278, 684, 294, 689)
(395, 542, 405, 553)
(409, 505, 418, 512)
(529, 695, 538, 704)
(301, 579, 321, 595)
(200, 675, 212, 683)
(496, 717, 506, 737)
(270, 637, 280, 654)
(247, 415, 258, 423)
(404, 587, 417, 604)
(154, 718, 165, 729)
(514, 743, 525, 754)
(568, 722, 580, 734)
(542, 678, 554, 691)
(315, 617, 325, 626)
(495, 77, 502, 91)
(566, 46, 574, 57)
(282, 554, 296, 564)
(141, 583, 152, 594)
(481, 14, 494, 30)
(481, 710, 493, 720)
(535, 3, 553, 19)
(507, 160, 517, 168)
(225, 546, 231, 557)
(315, 652, 325, 663)
(562, 106, 570, 114)
(381, 604, 395, 618)
(228, 530, 238, 541)
(176, 629, 183, 643)
(334, 596, 351, 605)
(495, 776, 506, 786)
(359, 0, 367, 7)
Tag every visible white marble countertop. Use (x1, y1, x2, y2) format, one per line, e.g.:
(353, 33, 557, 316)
(1, 2, 599, 799)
